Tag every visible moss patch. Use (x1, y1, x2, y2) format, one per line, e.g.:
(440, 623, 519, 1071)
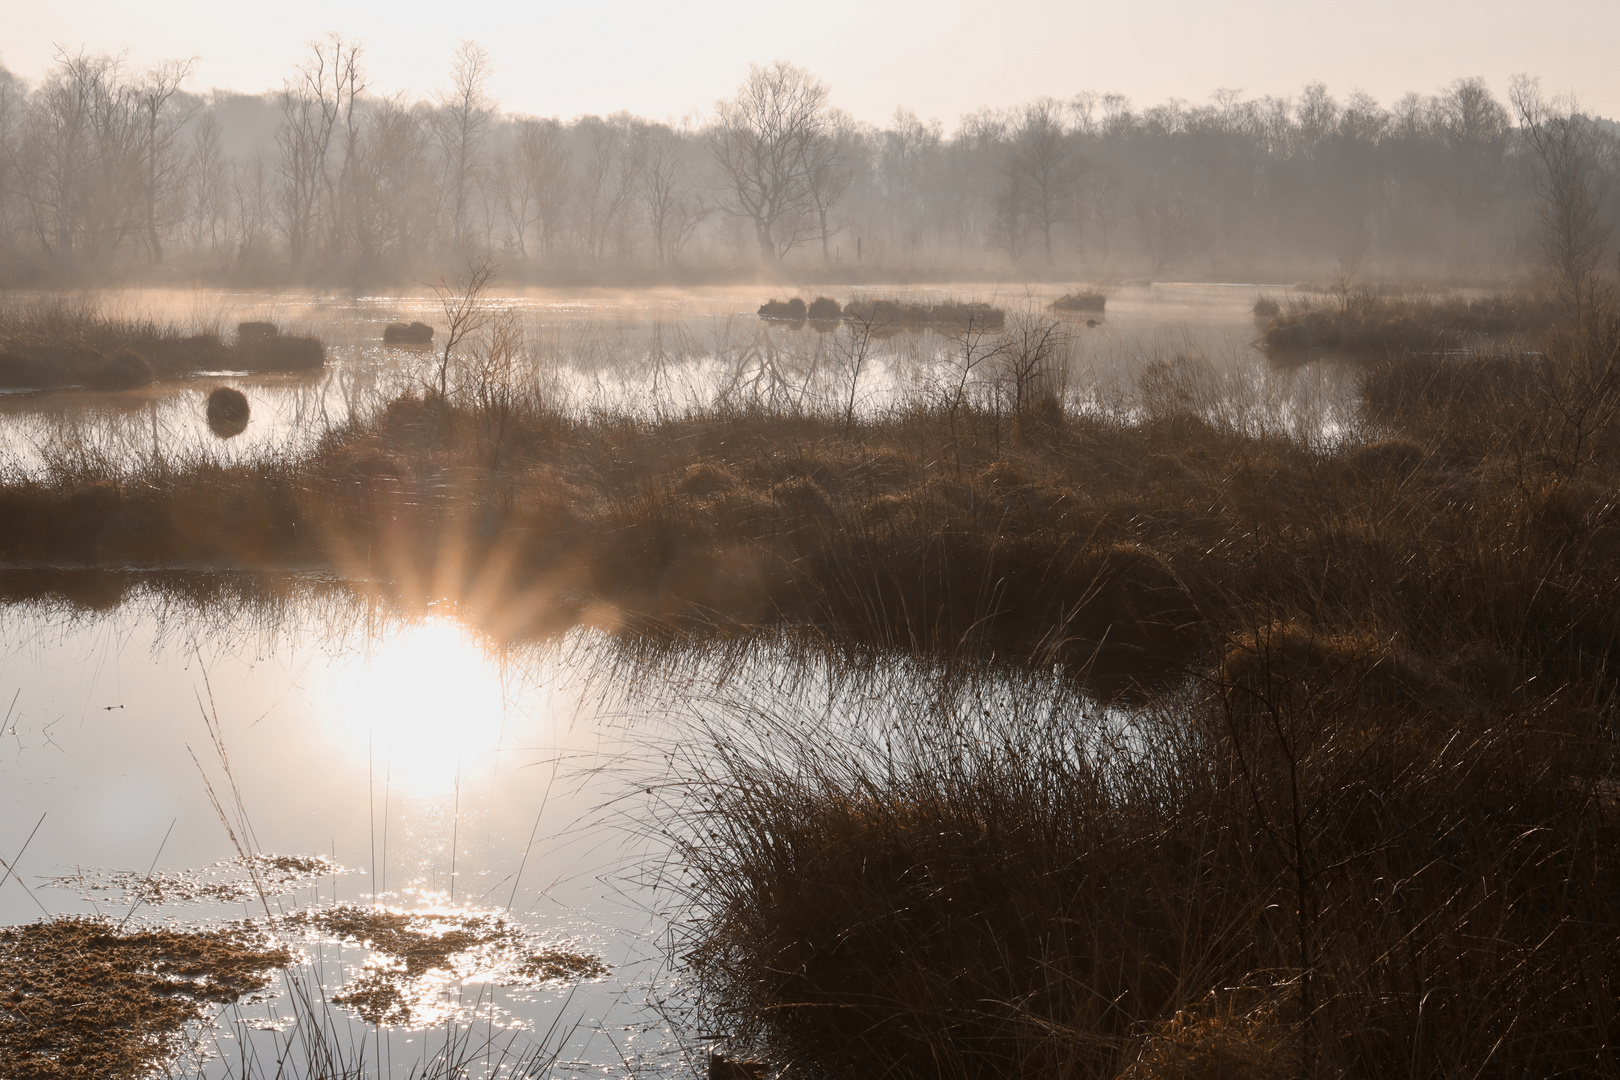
(0, 917, 290, 1080)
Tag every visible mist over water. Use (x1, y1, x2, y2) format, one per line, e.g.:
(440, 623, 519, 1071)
(0, 281, 1360, 477)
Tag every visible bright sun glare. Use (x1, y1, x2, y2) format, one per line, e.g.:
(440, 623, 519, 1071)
(316, 618, 513, 797)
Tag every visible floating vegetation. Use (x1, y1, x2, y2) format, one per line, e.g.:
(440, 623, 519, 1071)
(384, 321, 436, 345)
(0, 916, 290, 1080)
(840, 297, 1005, 331)
(289, 904, 605, 1026)
(49, 853, 344, 907)
(1049, 290, 1107, 313)
(757, 295, 1006, 332)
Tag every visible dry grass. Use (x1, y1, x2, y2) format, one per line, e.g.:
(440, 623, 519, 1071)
(1259, 290, 1559, 356)
(4, 289, 1620, 1078)
(1, 306, 1618, 695)
(1050, 289, 1108, 313)
(659, 645, 1619, 1080)
(0, 299, 323, 388)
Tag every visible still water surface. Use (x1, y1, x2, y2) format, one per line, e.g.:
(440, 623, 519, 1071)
(0, 582, 715, 1077)
(0, 282, 1353, 476)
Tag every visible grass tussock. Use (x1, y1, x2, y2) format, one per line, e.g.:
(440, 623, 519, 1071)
(383, 320, 435, 344)
(842, 295, 1006, 331)
(664, 657, 1619, 1080)
(0, 917, 291, 1080)
(1258, 289, 1559, 356)
(1050, 288, 1108, 313)
(759, 294, 1008, 332)
(0, 300, 324, 389)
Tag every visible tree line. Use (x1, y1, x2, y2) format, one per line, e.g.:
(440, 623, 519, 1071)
(0, 38, 1614, 285)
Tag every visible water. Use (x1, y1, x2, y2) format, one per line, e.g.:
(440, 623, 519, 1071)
(2, 572, 1069, 1078)
(0, 581, 704, 1077)
(0, 282, 1350, 477)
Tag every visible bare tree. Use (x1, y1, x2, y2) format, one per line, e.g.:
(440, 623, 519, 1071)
(638, 122, 709, 266)
(436, 41, 494, 254)
(1510, 76, 1615, 313)
(20, 51, 146, 263)
(352, 94, 429, 269)
(577, 114, 642, 264)
(709, 61, 839, 262)
(275, 35, 364, 266)
(1008, 99, 1073, 263)
(132, 59, 194, 263)
(806, 109, 854, 261)
(430, 255, 498, 399)
(228, 154, 273, 273)
(497, 117, 571, 262)
(185, 108, 229, 260)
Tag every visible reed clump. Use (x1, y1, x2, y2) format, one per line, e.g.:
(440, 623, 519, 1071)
(843, 296, 1006, 331)
(0, 300, 325, 388)
(383, 320, 435, 344)
(664, 656, 1619, 1080)
(1258, 289, 1558, 356)
(1050, 289, 1108, 313)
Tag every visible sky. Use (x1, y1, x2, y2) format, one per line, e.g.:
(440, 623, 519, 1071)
(5, 0, 1618, 125)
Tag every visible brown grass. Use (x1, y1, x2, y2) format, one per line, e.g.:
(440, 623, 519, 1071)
(1258, 290, 1559, 356)
(0, 300, 323, 388)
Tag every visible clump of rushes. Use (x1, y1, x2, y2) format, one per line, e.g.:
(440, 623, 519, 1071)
(1257, 289, 1558, 355)
(662, 648, 1619, 1080)
(1049, 289, 1108, 313)
(0, 300, 325, 389)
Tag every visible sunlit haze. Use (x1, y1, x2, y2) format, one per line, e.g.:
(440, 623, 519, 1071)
(8, 0, 1619, 121)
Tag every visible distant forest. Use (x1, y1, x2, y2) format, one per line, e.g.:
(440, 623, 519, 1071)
(0, 37, 1615, 286)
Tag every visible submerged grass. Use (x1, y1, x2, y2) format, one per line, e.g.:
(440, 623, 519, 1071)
(289, 905, 605, 1026)
(0, 917, 291, 1080)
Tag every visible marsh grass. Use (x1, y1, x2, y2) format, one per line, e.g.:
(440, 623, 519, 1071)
(1259, 289, 1560, 356)
(2, 297, 1619, 695)
(1050, 288, 1108, 313)
(0, 298, 325, 389)
(656, 639, 1619, 1080)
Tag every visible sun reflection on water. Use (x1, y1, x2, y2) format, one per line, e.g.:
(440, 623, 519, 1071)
(315, 616, 515, 797)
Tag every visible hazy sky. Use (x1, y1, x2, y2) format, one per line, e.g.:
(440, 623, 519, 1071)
(7, 0, 1619, 125)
